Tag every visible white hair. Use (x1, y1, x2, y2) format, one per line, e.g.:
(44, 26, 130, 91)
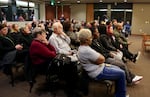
(52, 22, 62, 31)
(78, 28, 92, 43)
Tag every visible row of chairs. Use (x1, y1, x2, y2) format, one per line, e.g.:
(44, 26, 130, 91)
(0, 56, 114, 97)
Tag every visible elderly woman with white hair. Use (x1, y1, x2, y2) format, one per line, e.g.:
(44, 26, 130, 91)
(77, 28, 128, 97)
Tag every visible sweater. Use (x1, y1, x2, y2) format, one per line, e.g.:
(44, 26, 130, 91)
(29, 40, 56, 65)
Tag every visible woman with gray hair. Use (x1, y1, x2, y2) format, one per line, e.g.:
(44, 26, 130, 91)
(77, 28, 128, 97)
(30, 27, 56, 66)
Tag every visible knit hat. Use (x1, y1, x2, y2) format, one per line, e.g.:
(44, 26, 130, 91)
(0, 24, 7, 31)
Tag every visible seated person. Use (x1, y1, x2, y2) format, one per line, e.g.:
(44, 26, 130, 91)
(49, 22, 80, 97)
(107, 23, 140, 63)
(63, 21, 80, 49)
(90, 26, 143, 85)
(49, 22, 78, 62)
(0, 23, 23, 75)
(100, 31, 123, 60)
(30, 27, 56, 69)
(113, 23, 131, 48)
(78, 28, 127, 97)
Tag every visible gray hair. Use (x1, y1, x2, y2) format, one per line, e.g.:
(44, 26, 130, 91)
(78, 28, 92, 43)
(32, 27, 46, 38)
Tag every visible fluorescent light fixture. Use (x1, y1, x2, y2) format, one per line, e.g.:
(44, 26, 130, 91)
(16, 0, 35, 7)
(0, 0, 9, 3)
(57, 1, 60, 3)
(0, 0, 35, 7)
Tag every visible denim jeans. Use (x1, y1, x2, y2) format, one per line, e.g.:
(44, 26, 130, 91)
(96, 65, 126, 97)
(106, 58, 135, 83)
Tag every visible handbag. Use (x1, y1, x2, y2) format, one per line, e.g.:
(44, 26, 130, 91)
(54, 54, 71, 66)
(46, 54, 71, 83)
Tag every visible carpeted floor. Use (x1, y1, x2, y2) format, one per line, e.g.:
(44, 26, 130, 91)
(0, 35, 149, 97)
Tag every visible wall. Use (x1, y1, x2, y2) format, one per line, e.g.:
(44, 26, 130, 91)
(7, 21, 32, 28)
(132, 4, 150, 35)
(70, 4, 86, 22)
(45, 5, 70, 20)
(45, 5, 56, 20)
(86, 4, 94, 22)
(57, 5, 70, 20)
(39, 2, 46, 21)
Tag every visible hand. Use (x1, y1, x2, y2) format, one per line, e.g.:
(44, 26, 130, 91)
(128, 41, 132, 45)
(60, 31, 67, 36)
(15, 44, 23, 50)
(109, 52, 114, 58)
(117, 49, 121, 52)
(41, 39, 49, 45)
(120, 44, 123, 48)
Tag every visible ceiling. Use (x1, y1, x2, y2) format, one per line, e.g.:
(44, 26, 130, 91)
(27, 0, 150, 4)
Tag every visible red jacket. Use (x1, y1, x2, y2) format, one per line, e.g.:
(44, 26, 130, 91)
(30, 40, 56, 65)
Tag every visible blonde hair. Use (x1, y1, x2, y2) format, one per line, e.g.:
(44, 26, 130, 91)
(78, 28, 92, 44)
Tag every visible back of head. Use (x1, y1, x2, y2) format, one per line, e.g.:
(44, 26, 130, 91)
(0, 23, 7, 31)
(63, 21, 71, 32)
(78, 29, 92, 44)
(32, 27, 45, 38)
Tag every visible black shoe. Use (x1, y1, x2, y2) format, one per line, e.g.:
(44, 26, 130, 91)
(122, 57, 127, 63)
(67, 91, 82, 97)
(132, 51, 141, 63)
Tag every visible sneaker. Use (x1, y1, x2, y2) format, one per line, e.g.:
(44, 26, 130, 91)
(136, 51, 141, 60)
(133, 80, 141, 85)
(132, 75, 143, 83)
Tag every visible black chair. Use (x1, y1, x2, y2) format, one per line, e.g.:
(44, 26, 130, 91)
(0, 50, 24, 87)
(26, 59, 56, 93)
(26, 58, 62, 97)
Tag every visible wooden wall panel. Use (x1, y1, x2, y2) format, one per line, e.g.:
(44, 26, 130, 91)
(86, 4, 94, 22)
(63, 5, 70, 20)
(45, 5, 56, 20)
(45, 5, 70, 20)
(57, 5, 70, 20)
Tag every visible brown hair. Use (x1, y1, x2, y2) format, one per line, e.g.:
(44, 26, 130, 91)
(0, 23, 7, 31)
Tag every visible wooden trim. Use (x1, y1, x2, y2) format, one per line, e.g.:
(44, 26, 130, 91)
(86, 4, 94, 22)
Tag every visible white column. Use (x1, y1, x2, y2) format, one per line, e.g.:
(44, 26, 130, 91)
(107, 4, 111, 20)
(39, 2, 45, 21)
(34, 4, 39, 20)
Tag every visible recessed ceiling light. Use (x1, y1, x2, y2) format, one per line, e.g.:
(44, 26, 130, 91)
(124, 0, 127, 2)
(99, 0, 103, 3)
(57, 1, 60, 3)
(77, 0, 80, 3)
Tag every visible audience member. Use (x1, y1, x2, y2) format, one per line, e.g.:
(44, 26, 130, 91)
(0, 23, 23, 74)
(90, 27, 143, 85)
(63, 21, 80, 49)
(49, 22, 78, 61)
(49, 22, 81, 97)
(78, 28, 127, 97)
